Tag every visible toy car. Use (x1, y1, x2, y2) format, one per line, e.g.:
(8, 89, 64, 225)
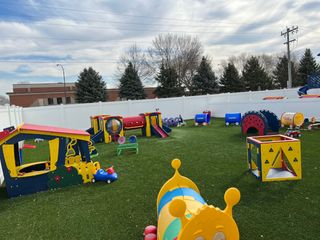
(285, 129, 301, 138)
(93, 166, 118, 183)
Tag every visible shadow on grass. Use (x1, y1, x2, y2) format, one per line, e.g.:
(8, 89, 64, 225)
(225, 170, 300, 207)
(0, 187, 8, 200)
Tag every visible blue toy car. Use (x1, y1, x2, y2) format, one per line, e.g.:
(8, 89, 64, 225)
(93, 168, 118, 183)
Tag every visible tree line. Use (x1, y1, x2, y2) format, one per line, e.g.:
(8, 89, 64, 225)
(75, 33, 320, 103)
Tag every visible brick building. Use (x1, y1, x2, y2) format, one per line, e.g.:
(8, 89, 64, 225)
(7, 83, 156, 107)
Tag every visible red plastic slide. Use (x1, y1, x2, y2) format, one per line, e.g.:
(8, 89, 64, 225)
(152, 125, 168, 138)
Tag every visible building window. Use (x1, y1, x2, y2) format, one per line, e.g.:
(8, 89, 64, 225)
(48, 98, 54, 105)
(57, 97, 63, 104)
(66, 97, 71, 104)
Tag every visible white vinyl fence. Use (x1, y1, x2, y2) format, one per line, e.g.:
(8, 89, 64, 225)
(1, 88, 320, 186)
(21, 87, 320, 130)
(0, 105, 23, 185)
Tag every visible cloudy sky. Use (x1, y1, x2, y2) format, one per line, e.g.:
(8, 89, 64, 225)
(0, 0, 319, 96)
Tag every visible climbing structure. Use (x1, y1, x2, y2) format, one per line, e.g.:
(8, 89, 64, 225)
(0, 123, 108, 198)
(241, 110, 280, 135)
(298, 74, 320, 97)
(87, 112, 171, 144)
(247, 134, 302, 182)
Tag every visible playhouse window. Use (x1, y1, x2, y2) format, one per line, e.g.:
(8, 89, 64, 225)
(2, 138, 60, 178)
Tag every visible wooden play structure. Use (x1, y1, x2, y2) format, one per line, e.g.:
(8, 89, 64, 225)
(144, 159, 241, 240)
(0, 123, 109, 198)
(87, 112, 171, 144)
(247, 135, 302, 182)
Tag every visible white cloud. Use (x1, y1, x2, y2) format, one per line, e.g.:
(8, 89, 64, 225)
(0, 0, 319, 96)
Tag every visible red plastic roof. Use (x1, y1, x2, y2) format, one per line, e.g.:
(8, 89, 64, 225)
(20, 124, 89, 136)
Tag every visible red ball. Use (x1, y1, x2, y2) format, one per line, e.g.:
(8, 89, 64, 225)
(144, 233, 157, 240)
(144, 225, 157, 235)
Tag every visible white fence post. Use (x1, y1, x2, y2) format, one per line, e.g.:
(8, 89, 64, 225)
(60, 104, 65, 126)
(128, 100, 132, 115)
(182, 96, 186, 117)
(6, 104, 12, 126)
(98, 101, 102, 115)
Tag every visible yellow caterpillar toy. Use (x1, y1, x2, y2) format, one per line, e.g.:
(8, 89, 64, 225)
(144, 159, 241, 240)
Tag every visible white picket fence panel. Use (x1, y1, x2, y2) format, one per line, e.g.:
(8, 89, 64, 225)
(0, 105, 23, 185)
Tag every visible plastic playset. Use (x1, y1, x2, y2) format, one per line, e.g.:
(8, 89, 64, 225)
(163, 115, 186, 128)
(194, 111, 211, 126)
(144, 159, 241, 240)
(280, 112, 304, 138)
(241, 110, 280, 135)
(247, 134, 302, 182)
(298, 74, 320, 98)
(225, 112, 241, 125)
(0, 123, 117, 198)
(87, 112, 171, 144)
(307, 117, 320, 130)
(116, 135, 139, 156)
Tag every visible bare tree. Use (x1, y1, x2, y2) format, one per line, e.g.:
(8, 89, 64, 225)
(257, 54, 279, 76)
(221, 53, 281, 77)
(0, 95, 9, 105)
(227, 53, 251, 73)
(149, 33, 203, 90)
(116, 43, 153, 84)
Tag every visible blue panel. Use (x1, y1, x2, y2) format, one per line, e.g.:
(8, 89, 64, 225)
(56, 138, 67, 166)
(5, 174, 49, 198)
(86, 127, 94, 135)
(157, 188, 206, 215)
(79, 140, 90, 162)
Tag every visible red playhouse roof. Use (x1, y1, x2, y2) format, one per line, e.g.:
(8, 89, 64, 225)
(20, 123, 90, 136)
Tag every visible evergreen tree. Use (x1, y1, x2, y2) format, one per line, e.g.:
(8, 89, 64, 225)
(191, 57, 218, 95)
(273, 55, 298, 88)
(297, 48, 320, 86)
(242, 56, 273, 91)
(155, 63, 185, 98)
(75, 67, 106, 103)
(220, 62, 244, 92)
(119, 62, 146, 100)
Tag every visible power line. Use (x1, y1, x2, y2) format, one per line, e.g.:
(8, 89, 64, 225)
(281, 25, 298, 88)
(0, 1, 302, 26)
(0, 12, 282, 30)
(0, 30, 278, 43)
(0, 2, 262, 24)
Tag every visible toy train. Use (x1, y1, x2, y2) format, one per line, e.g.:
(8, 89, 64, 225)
(144, 159, 241, 240)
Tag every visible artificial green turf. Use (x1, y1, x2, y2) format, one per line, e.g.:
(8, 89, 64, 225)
(0, 118, 319, 239)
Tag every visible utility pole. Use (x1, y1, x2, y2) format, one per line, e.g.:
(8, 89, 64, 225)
(281, 26, 298, 88)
